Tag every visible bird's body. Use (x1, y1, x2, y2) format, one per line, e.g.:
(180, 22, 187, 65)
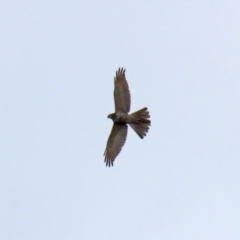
(108, 112, 129, 123)
(104, 68, 151, 167)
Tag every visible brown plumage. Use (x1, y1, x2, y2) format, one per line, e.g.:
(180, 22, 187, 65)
(104, 68, 151, 167)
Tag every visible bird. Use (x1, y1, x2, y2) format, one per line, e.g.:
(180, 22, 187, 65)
(104, 68, 151, 167)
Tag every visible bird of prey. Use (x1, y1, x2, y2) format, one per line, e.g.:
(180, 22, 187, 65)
(104, 68, 151, 167)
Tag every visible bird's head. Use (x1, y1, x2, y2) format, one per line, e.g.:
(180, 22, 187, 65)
(107, 113, 115, 120)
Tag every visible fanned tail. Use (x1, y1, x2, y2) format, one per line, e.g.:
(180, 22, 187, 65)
(129, 107, 151, 139)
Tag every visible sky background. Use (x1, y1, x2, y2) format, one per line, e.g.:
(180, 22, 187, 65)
(1, 1, 240, 240)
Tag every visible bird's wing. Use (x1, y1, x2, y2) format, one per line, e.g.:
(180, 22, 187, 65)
(114, 68, 131, 113)
(104, 123, 128, 167)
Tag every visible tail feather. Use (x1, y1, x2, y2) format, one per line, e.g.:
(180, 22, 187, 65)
(129, 107, 151, 139)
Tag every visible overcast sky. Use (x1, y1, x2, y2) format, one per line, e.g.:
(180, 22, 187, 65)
(1, 1, 240, 240)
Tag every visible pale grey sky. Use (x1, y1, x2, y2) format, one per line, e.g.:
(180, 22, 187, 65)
(1, 1, 240, 240)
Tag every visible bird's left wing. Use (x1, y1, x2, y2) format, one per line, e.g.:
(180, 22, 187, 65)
(104, 123, 128, 167)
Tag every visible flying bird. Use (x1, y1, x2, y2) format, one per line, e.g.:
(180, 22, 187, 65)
(104, 68, 151, 167)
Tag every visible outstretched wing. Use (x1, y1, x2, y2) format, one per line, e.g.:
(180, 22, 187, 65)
(104, 123, 128, 167)
(114, 68, 131, 113)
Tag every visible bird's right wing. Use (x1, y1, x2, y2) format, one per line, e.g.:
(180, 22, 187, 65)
(114, 68, 131, 113)
(104, 123, 128, 167)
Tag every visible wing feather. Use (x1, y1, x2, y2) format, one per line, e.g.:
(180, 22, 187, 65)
(114, 68, 131, 113)
(104, 124, 128, 167)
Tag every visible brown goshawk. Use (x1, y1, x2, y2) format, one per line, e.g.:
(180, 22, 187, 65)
(104, 68, 151, 167)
